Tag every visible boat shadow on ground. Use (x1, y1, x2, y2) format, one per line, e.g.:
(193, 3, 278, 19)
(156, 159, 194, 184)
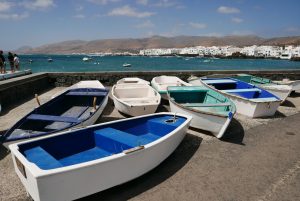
(78, 134, 202, 201)
(289, 91, 300, 98)
(101, 97, 116, 116)
(221, 118, 245, 145)
(281, 100, 296, 108)
(0, 143, 9, 160)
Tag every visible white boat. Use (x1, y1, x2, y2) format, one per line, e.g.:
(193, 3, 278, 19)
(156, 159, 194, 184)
(273, 78, 300, 92)
(51, 80, 105, 99)
(280, 52, 292, 60)
(82, 57, 92, 62)
(123, 63, 131, 67)
(168, 86, 236, 138)
(189, 76, 281, 118)
(47, 58, 53, 62)
(9, 112, 191, 201)
(116, 77, 150, 85)
(151, 75, 191, 99)
(112, 81, 161, 116)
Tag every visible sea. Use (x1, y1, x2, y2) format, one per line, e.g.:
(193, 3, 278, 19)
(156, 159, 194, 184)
(16, 54, 300, 73)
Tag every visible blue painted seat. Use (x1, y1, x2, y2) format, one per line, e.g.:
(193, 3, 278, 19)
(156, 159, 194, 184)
(27, 114, 80, 123)
(59, 147, 111, 166)
(23, 146, 63, 170)
(221, 88, 261, 93)
(94, 127, 155, 148)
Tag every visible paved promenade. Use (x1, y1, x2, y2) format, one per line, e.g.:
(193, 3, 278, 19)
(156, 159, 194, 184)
(0, 87, 299, 201)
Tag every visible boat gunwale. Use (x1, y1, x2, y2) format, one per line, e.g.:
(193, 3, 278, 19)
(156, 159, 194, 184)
(200, 78, 281, 103)
(9, 112, 192, 178)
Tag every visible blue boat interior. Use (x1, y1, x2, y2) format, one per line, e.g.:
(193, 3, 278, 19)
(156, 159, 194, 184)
(203, 78, 279, 100)
(168, 86, 234, 115)
(4, 88, 108, 142)
(18, 114, 187, 170)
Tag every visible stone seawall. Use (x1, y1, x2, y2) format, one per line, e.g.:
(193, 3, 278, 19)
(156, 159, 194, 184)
(1, 70, 300, 109)
(48, 70, 300, 86)
(0, 73, 52, 109)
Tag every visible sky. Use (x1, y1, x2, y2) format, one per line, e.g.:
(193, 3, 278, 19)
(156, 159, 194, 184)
(0, 0, 300, 50)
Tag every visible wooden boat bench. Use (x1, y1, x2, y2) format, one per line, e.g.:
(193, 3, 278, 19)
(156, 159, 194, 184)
(44, 106, 89, 130)
(181, 102, 231, 107)
(221, 88, 261, 93)
(27, 114, 80, 123)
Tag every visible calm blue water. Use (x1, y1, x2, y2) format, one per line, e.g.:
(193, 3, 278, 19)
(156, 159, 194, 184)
(16, 54, 300, 72)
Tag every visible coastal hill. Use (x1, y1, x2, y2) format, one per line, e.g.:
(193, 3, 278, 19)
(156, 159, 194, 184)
(18, 35, 300, 54)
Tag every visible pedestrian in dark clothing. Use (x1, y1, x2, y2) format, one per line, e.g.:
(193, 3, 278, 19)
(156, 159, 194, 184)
(0, 50, 6, 74)
(8, 52, 14, 73)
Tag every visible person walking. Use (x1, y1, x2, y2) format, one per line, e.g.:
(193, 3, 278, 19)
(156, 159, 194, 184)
(14, 54, 20, 71)
(8, 52, 14, 73)
(0, 50, 5, 74)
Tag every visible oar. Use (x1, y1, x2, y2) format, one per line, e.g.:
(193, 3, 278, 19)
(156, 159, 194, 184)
(35, 94, 41, 106)
(93, 97, 97, 110)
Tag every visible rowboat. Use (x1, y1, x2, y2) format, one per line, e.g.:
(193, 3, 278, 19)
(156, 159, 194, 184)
(112, 80, 161, 116)
(168, 86, 235, 138)
(151, 75, 191, 99)
(273, 78, 300, 93)
(232, 74, 292, 102)
(1, 87, 109, 142)
(9, 112, 191, 201)
(51, 80, 105, 98)
(189, 76, 281, 118)
(116, 77, 150, 85)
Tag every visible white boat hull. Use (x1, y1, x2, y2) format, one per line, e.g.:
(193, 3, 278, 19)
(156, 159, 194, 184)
(113, 98, 159, 116)
(10, 113, 191, 201)
(224, 95, 280, 118)
(169, 100, 231, 138)
(116, 77, 150, 85)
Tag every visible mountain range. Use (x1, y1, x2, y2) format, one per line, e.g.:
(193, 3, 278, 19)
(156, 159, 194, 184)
(17, 35, 300, 54)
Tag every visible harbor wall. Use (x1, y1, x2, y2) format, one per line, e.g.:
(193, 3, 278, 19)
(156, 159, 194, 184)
(48, 70, 300, 86)
(1, 70, 300, 109)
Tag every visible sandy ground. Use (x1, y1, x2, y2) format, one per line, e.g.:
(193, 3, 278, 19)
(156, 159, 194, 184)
(0, 87, 300, 201)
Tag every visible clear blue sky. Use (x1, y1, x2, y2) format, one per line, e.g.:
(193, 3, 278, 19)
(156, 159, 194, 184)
(1, 0, 300, 50)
